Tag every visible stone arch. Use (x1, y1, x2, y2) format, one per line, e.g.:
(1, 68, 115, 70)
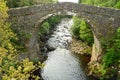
(9, 2, 120, 69)
(28, 11, 98, 61)
(28, 14, 55, 60)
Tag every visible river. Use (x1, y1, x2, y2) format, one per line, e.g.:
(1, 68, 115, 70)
(41, 18, 88, 80)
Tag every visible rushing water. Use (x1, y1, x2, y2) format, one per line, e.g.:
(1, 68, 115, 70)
(41, 18, 87, 80)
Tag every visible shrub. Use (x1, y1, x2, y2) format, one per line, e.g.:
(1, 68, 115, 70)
(80, 0, 120, 9)
(39, 15, 66, 38)
(102, 27, 120, 68)
(102, 48, 118, 67)
(79, 19, 93, 45)
(70, 16, 93, 45)
(100, 27, 120, 79)
(70, 16, 82, 39)
(39, 22, 50, 36)
(114, 1, 120, 8)
(6, 0, 57, 8)
(0, 1, 41, 79)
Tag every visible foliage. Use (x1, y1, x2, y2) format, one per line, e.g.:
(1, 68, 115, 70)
(47, 15, 62, 26)
(34, 0, 57, 4)
(80, 0, 120, 9)
(70, 16, 82, 39)
(114, 1, 120, 8)
(102, 27, 120, 67)
(0, 0, 16, 54)
(70, 16, 93, 45)
(79, 19, 93, 45)
(6, 0, 33, 8)
(0, 0, 42, 79)
(39, 22, 50, 36)
(96, 27, 120, 79)
(39, 15, 67, 38)
(6, 0, 57, 8)
(102, 48, 120, 67)
(2, 58, 41, 80)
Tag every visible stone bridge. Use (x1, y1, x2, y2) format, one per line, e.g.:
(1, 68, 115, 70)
(9, 2, 120, 64)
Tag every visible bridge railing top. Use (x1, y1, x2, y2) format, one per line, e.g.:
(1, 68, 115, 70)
(9, 2, 120, 18)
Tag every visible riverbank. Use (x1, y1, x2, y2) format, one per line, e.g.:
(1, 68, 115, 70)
(68, 38, 120, 80)
(68, 38, 92, 55)
(68, 38, 92, 77)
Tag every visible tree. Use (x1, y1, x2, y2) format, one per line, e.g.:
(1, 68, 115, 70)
(80, 0, 120, 9)
(6, 0, 57, 8)
(0, 1, 41, 79)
